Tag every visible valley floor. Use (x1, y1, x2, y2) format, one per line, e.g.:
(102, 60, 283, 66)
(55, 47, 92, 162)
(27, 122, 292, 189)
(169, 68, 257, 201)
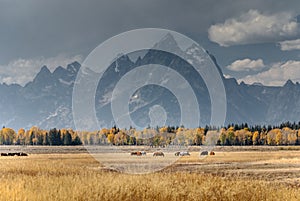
(0, 146, 299, 200)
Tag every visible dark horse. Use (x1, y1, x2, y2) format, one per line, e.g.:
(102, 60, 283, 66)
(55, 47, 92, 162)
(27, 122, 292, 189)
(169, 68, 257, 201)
(153, 151, 164, 157)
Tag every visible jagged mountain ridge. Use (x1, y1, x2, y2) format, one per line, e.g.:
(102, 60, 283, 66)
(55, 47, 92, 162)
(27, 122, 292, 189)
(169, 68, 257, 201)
(1, 35, 300, 129)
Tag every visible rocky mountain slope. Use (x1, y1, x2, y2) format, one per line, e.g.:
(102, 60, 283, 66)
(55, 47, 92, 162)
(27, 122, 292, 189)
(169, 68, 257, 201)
(0, 35, 299, 130)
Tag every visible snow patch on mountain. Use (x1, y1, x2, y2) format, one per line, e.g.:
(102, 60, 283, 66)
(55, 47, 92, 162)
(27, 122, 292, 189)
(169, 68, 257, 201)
(59, 78, 74, 86)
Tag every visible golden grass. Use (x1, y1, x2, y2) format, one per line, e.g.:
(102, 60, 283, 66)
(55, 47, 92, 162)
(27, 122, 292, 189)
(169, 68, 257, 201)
(176, 150, 300, 164)
(0, 153, 299, 201)
(174, 151, 300, 186)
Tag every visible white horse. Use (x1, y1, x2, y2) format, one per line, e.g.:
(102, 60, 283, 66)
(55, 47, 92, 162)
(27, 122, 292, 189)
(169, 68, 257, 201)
(179, 151, 190, 156)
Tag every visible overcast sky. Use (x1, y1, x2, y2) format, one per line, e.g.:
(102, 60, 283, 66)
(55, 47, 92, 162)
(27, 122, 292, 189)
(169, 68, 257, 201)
(1, 0, 300, 86)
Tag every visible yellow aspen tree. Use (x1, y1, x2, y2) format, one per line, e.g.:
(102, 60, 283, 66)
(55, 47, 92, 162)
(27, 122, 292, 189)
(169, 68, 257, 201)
(252, 131, 259, 145)
(281, 127, 291, 145)
(107, 133, 115, 145)
(287, 130, 297, 145)
(275, 131, 283, 145)
(159, 126, 168, 133)
(2, 127, 16, 145)
(260, 130, 267, 145)
(17, 128, 26, 145)
(267, 129, 277, 145)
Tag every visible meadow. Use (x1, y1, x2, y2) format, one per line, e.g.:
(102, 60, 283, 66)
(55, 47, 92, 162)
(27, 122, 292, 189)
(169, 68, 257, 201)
(0, 146, 299, 201)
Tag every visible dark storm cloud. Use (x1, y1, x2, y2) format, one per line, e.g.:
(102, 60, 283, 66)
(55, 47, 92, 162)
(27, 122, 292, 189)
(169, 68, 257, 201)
(1, 0, 300, 63)
(1, 0, 300, 85)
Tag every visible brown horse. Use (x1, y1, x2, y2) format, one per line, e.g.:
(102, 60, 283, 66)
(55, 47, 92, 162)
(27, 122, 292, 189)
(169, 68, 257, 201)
(131, 151, 142, 156)
(153, 152, 164, 157)
(209, 151, 215, 155)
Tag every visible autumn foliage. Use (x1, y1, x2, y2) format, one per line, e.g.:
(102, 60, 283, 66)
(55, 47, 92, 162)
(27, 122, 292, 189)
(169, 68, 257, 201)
(1, 122, 300, 146)
(1, 127, 82, 146)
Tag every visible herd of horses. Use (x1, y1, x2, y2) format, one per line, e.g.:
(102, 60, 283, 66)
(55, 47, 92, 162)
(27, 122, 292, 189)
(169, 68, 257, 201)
(130, 151, 215, 157)
(0, 152, 28, 156)
(1, 151, 214, 157)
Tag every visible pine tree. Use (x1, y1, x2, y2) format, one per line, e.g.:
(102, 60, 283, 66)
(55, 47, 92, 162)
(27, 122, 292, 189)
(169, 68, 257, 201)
(63, 131, 72, 145)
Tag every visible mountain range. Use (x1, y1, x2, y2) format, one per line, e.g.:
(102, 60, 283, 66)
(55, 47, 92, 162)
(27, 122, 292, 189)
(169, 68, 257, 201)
(1, 34, 300, 130)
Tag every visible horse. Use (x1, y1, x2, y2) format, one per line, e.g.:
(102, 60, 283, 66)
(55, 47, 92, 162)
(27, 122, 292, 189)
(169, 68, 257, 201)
(1, 153, 8, 156)
(131, 151, 142, 156)
(179, 151, 190, 156)
(200, 151, 208, 156)
(174, 151, 180, 156)
(140, 151, 146, 155)
(153, 151, 164, 157)
(20, 152, 28, 156)
(210, 151, 215, 155)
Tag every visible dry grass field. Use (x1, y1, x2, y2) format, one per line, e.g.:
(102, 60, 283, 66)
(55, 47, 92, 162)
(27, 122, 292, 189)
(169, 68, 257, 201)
(0, 146, 299, 201)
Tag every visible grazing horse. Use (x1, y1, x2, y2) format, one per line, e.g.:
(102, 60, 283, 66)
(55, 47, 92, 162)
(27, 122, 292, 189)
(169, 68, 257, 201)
(20, 152, 28, 156)
(210, 151, 215, 155)
(175, 151, 180, 156)
(200, 151, 208, 156)
(131, 151, 142, 156)
(1, 153, 8, 156)
(179, 151, 190, 156)
(153, 152, 164, 157)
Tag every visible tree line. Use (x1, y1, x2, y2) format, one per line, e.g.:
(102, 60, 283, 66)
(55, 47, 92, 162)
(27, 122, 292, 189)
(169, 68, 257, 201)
(0, 122, 300, 146)
(0, 127, 82, 146)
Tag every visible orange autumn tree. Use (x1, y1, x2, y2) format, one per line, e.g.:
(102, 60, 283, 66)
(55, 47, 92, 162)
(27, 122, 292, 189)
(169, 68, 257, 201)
(0, 127, 16, 145)
(16, 128, 26, 145)
(252, 131, 260, 145)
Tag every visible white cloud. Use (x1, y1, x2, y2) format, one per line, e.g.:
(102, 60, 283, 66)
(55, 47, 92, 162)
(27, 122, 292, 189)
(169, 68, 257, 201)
(279, 39, 300, 51)
(208, 10, 300, 46)
(239, 60, 300, 86)
(0, 54, 82, 86)
(227, 58, 265, 72)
